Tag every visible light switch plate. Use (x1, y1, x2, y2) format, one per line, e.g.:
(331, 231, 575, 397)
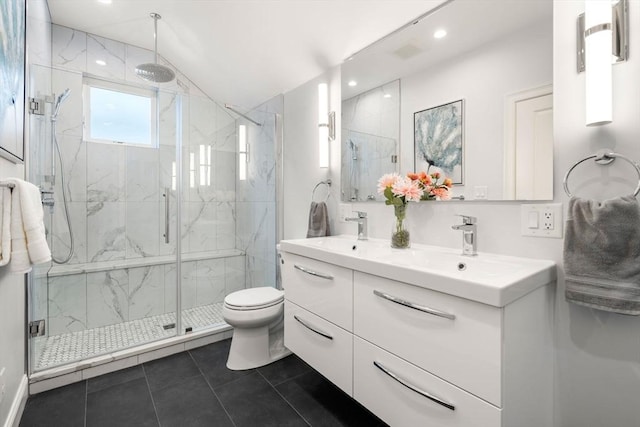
(521, 203, 563, 238)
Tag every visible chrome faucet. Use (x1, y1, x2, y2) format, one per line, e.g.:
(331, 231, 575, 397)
(451, 214, 477, 256)
(346, 211, 368, 240)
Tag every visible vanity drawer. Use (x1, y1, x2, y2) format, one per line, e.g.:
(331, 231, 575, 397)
(284, 301, 353, 395)
(354, 271, 502, 406)
(281, 252, 353, 330)
(354, 337, 501, 427)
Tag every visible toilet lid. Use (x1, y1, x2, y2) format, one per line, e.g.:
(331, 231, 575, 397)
(224, 287, 284, 310)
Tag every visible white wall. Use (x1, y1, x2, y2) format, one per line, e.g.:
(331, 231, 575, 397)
(283, 66, 340, 240)
(0, 1, 51, 425)
(283, 2, 640, 426)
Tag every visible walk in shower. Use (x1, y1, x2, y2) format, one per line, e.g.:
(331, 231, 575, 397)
(27, 41, 280, 373)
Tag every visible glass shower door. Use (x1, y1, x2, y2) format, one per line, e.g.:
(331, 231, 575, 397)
(27, 64, 180, 372)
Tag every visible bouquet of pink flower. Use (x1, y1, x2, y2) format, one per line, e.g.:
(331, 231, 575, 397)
(407, 171, 453, 201)
(377, 173, 424, 248)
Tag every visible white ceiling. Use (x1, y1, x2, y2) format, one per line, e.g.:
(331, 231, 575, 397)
(46, 0, 447, 108)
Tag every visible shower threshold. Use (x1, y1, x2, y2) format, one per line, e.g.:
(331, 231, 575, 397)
(34, 302, 226, 371)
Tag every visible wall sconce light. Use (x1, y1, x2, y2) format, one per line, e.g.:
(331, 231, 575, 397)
(238, 124, 248, 181)
(577, 0, 628, 126)
(318, 83, 335, 168)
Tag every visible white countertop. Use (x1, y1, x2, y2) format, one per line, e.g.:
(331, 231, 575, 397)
(280, 235, 556, 307)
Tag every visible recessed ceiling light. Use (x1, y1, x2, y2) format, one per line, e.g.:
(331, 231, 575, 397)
(434, 29, 447, 39)
(348, 80, 357, 87)
(97, 0, 112, 4)
(95, 59, 106, 66)
(383, 94, 392, 99)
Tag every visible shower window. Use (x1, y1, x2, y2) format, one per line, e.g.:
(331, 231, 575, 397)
(83, 77, 158, 147)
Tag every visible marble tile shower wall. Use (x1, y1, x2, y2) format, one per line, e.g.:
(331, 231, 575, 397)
(43, 25, 253, 336)
(235, 96, 281, 289)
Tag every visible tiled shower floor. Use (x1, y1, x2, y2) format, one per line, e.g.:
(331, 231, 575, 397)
(35, 303, 226, 370)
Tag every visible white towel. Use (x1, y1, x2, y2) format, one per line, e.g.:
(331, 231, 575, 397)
(2, 178, 51, 273)
(0, 187, 11, 266)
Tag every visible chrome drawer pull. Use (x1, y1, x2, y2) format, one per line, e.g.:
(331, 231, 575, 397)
(293, 315, 333, 340)
(373, 290, 456, 320)
(294, 264, 334, 280)
(373, 361, 455, 411)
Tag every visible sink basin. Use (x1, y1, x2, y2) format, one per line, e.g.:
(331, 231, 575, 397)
(280, 235, 556, 307)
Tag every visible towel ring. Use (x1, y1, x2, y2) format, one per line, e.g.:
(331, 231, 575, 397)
(312, 179, 331, 203)
(563, 150, 640, 197)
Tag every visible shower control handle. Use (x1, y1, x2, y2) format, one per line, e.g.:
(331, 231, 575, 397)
(163, 187, 170, 244)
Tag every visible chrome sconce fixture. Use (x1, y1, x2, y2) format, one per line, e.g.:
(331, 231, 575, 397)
(577, 0, 628, 126)
(318, 83, 335, 168)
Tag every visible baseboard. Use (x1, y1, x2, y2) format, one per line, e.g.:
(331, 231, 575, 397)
(3, 374, 28, 427)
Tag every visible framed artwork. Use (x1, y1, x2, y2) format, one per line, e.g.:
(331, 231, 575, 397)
(0, 0, 26, 163)
(414, 99, 463, 184)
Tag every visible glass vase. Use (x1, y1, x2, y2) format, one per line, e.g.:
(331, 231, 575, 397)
(391, 203, 411, 249)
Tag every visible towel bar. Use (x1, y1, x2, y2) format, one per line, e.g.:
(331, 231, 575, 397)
(563, 150, 640, 197)
(0, 183, 15, 189)
(312, 179, 331, 202)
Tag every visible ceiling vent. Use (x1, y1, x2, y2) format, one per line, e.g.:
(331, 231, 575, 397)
(392, 43, 424, 60)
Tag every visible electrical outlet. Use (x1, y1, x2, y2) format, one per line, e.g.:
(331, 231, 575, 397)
(542, 209, 554, 230)
(521, 203, 563, 238)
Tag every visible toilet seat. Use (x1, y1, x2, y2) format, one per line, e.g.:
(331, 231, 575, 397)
(224, 287, 284, 311)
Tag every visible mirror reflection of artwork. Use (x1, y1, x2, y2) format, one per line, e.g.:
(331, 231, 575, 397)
(0, 0, 26, 163)
(414, 100, 463, 184)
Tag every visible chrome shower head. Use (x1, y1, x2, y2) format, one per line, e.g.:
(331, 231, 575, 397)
(135, 13, 175, 83)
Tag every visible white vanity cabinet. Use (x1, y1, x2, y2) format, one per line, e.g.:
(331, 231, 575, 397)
(280, 237, 555, 427)
(281, 252, 354, 394)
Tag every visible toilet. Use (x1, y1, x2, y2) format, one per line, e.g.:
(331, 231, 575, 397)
(223, 286, 290, 370)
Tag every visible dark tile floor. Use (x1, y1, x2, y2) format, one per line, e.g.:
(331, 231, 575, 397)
(20, 339, 387, 427)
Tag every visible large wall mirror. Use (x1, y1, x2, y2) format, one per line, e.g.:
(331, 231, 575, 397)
(340, 0, 553, 202)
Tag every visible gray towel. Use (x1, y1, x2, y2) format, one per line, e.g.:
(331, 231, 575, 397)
(564, 195, 640, 315)
(306, 201, 330, 238)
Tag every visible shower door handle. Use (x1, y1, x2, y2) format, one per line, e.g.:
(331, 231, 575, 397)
(163, 187, 170, 243)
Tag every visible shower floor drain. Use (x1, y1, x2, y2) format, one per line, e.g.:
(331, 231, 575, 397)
(34, 302, 226, 371)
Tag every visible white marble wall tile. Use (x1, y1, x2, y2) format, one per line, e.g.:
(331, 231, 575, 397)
(125, 146, 159, 202)
(126, 202, 160, 258)
(163, 263, 178, 313)
(194, 259, 225, 306)
(51, 202, 87, 265)
(158, 92, 177, 148)
(48, 274, 87, 336)
(215, 151, 235, 201)
(31, 268, 49, 325)
(54, 135, 86, 202)
(87, 34, 125, 80)
(51, 67, 83, 138)
(216, 202, 236, 250)
(87, 201, 126, 261)
(52, 25, 87, 72)
(184, 201, 217, 253)
(128, 265, 164, 320)
(124, 45, 154, 84)
(234, 201, 251, 251)
(189, 95, 216, 147)
(27, 0, 52, 66)
(225, 256, 246, 295)
(214, 121, 236, 153)
(180, 261, 197, 310)
(86, 269, 129, 329)
(87, 142, 126, 202)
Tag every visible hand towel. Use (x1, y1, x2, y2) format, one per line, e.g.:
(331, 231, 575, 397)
(564, 195, 640, 315)
(0, 187, 11, 266)
(3, 178, 51, 273)
(306, 201, 331, 238)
